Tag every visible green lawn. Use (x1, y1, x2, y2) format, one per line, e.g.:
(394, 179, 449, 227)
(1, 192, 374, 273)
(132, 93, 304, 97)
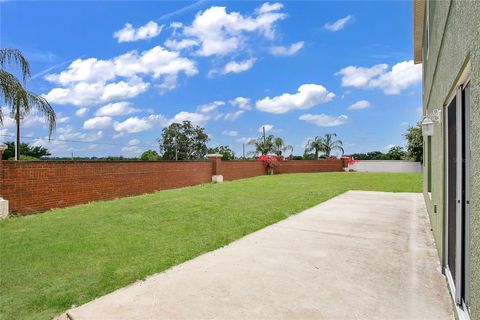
(0, 172, 422, 320)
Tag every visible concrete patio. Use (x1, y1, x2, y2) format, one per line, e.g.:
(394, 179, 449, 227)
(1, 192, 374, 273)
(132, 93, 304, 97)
(64, 191, 453, 320)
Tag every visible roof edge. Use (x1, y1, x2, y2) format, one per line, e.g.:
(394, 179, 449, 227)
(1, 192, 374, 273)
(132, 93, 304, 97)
(413, 0, 425, 64)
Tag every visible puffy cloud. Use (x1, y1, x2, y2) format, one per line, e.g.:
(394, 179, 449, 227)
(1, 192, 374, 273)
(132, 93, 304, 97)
(229, 97, 252, 110)
(222, 130, 238, 137)
(269, 41, 304, 56)
(168, 111, 209, 126)
(170, 4, 286, 57)
(114, 21, 164, 42)
(324, 15, 352, 31)
(258, 124, 274, 133)
(336, 60, 422, 95)
(95, 102, 140, 117)
(348, 100, 371, 110)
(75, 107, 88, 117)
(298, 114, 348, 127)
(43, 46, 198, 105)
(336, 64, 387, 88)
(256, 84, 335, 114)
(113, 110, 209, 135)
(113, 117, 153, 133)
(222, 58, 256, 74)
(83, 116, 113, 130)
(43, 78, 150, 106)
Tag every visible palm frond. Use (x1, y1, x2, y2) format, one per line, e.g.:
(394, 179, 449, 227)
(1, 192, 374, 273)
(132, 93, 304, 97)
(0, 69, 26, 125)
(0, 49, 31, 82)
(26, 91, 56, 138)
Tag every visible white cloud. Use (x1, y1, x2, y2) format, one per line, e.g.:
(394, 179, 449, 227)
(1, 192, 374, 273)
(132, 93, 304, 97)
(348, 100, 371, 110)
(57, 125, 103, 142)
(114, 117, 153, 134)
(324, 15, 352, 32)
(170, 4, 286, 57)
(256, 2, 284, 14)
(83, 116, 113, 130)
(114, 21, 164, 43)
(198, 100, 225, 113)
(269, 41, 304, 56)
(222, 130, 238, 137)
(298, 114, 348, 127)
(258, 124, 274, 133)
(336, 60, 422, 95)
(164, 38, 198, 51)
(43, 78, 150, 106)
(128, 138, 141, 145)
(43, 46, 198, 105)
(168, 111, 209, 126)
(223, 110, 245, 121)
(230, 97, 252, 110)
(222, 58, 256, 74)
(112, 108, 213, 135)
(121, 145, 142, 153)
(256, 84, 335, 114)
(75, 107, 88, 117)
(95, 102, 140, 117)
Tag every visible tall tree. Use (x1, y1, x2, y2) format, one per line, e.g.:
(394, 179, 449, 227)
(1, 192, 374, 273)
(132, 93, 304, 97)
(158, 121, 209, 160)
(208, 145, 235, 160)
(272, 137, 293, 157)
(0, 49, 56, 160)
(404, 122, 423, 162)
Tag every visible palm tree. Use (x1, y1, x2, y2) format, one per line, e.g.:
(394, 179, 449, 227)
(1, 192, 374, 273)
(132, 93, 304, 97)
(0, 49, 55, 160)
(272, 137, 293, 157)
(305, 133, 344, 159)
(322, 133, 344, 158)
(304, 136, 324, 159)
(248, 134, 275, 156)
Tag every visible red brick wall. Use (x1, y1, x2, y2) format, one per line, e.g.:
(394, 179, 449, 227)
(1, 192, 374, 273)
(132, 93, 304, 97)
(221, 161, 266, 181)
(274, 160, 344, 174)
(0, 159, 345, 215)
(0, 161, 212, 215)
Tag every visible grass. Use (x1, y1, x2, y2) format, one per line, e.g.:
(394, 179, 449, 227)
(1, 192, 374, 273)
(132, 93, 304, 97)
(0, 172, 422, 320)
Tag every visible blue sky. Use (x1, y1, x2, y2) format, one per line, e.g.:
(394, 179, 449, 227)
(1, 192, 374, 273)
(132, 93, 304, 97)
(0, 0, 422, 157)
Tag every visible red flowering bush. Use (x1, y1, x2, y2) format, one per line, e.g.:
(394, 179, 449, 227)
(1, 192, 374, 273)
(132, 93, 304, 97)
(257, 155, 282, 175)
(347, 156, 358, 165)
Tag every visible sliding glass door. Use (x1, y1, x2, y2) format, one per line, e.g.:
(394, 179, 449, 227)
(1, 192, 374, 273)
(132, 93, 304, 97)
(445, 81, 471, 314)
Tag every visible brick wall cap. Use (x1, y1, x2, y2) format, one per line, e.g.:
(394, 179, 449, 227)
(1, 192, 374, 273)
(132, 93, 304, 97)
(206, 154, 223, 158)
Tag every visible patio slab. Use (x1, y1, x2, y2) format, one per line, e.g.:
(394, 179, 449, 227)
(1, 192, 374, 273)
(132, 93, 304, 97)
(65, 191, 453, 320)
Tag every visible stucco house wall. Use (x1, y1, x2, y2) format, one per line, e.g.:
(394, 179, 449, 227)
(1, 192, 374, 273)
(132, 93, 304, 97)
(421, 0, 479, 317)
